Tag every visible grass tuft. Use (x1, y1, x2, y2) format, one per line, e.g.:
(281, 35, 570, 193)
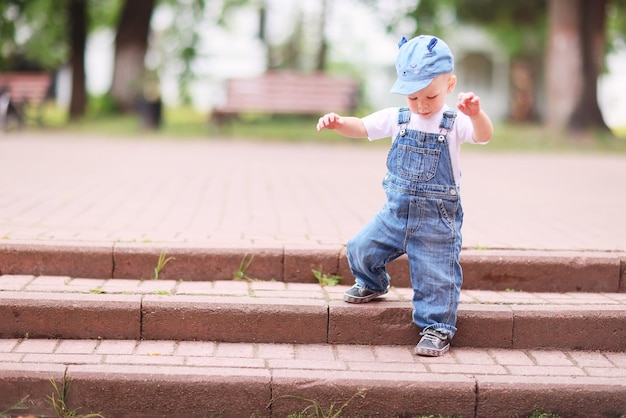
(312, 268, 342, 287)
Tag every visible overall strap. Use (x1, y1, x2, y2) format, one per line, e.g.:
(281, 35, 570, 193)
(398, 107, 411, 125)
(439, 110, 457, 131)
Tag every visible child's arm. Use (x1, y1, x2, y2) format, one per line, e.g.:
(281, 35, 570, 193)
(316, 112, 368, 138)
(457, 92, 493, 144)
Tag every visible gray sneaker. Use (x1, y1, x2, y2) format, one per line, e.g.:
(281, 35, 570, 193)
(414, 329, 451, 357)
(343, 284, 389, 303)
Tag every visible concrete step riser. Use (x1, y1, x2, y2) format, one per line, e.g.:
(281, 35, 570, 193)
(2, 363, 625, 418)
(1, 241, 625, 292)
(2, 293, 625, 351)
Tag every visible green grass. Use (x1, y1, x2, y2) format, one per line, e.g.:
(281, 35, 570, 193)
(485, 122, 626, 153)
(312, 268, 343, 287)
(23, 104, 626, 153)
(152, 251, 175, 280)
(233, 254, 256, 281)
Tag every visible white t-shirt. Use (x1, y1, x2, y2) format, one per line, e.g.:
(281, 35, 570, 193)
(362, 105, 477, 184)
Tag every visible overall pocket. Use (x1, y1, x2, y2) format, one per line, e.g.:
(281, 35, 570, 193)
(397, 144, 440, 182)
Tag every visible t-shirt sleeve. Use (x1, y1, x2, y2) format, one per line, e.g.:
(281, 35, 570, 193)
(361, 107, 398, 141)
(454, 112, 480, 145)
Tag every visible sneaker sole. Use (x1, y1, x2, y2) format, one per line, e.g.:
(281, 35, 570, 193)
(343, 290, 388, 304)
(414, 343, 450, 357)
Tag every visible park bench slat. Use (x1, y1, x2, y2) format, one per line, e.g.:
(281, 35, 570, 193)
(0, 72, 52, 131)
(212, 71, 358, 122)
(0, 73, 51, 104)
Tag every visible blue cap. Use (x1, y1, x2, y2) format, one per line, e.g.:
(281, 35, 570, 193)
(390, 35, 454, 95)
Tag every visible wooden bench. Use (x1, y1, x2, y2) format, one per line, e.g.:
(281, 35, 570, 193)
(212, 71, 358, 123)
(0, 72, 52, 131)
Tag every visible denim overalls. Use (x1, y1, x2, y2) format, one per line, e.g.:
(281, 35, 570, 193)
(346, 107, 463, 338)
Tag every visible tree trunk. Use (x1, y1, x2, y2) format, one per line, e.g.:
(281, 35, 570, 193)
(569, 0, 610, 132)
(509, 57, 539, 122)
(546, 0, 611, 132)
(545, 0, 582, 130)
(109, 0, 155, 112)
(68, 0, 87, 120)
(314, 0, 329, 72)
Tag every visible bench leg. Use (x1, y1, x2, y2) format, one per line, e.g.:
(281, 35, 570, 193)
(0, 95, 25, 132)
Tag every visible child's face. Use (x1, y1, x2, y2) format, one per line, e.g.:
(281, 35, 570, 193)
(405, 74, 457, 118)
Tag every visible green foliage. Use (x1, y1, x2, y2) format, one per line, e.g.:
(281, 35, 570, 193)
(48, 377, 105, 418)
(271, 388, 367, 418)
(607, 0, 626, 49)
(402, 0, 547, 59)
(405, 0, 457, 36)
(88, 93, 122, 116)
(0, 0, 122, 71)
(152, 0, 205, 104)
(525, 412, 561, 418)
(0, 396, 29, 417)
(233, 254, 256, 281)
(153, 251, 175, 280)
(25, 100, 626, 151)
(397, 0, 626, 62)
(88, 0, 124, 30)
(0, 0, 67, 70)
(312, 269, 342, 287)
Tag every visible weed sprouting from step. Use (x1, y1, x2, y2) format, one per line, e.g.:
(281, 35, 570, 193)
(0, 396, 29, 417)
(48, 376, 104, 418)
(153, 251, 175, 280)
(233, 254, 256, 281)
(269, 388, 366, 418)
(312, 268, 342, 287)
(525, 412, 562, 418)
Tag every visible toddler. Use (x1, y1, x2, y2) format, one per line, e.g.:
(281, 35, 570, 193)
(316, 35, 493, 356)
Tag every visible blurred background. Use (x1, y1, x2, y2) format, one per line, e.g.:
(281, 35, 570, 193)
(0, 0, 625, 149)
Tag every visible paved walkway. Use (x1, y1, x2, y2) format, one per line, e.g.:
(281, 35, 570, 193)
(1, 132, 625, 252)
(3, 337, 625, 417)
(1, 133, 625, 417)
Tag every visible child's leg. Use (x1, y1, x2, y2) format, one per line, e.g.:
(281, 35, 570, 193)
(346, 201, 406, 294)
(406, 197, 463, 337)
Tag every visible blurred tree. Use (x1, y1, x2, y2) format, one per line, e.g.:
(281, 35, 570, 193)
(68, 0, 88, 119)
(257, 1, 329, 72)
(547, 0, 609, 132)
(154, 0, 207, 105)
(109, 0, 156, 112)
(397, 0, 545, 123)
(315, 0, 329, 71)
(385, 0, 625, 133)
(0, 1, 67, 70)
(0, 0, 123, 119)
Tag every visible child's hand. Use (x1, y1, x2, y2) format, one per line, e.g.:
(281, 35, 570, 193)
(457, 92, 482, 118)
(317, 112, 344, 132)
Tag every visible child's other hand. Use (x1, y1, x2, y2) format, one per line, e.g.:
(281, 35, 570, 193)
(317, 112, 344, 132)
(457, 92, 482, 118)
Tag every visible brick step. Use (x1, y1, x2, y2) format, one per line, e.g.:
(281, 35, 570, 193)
(1, 275, 625, 351)
(1, 339, 625, 418)
(1, 241, 624, 292)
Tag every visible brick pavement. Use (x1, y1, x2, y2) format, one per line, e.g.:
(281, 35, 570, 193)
(2, 338, 625, 388)
(1, 275, 625, 350)
(1, 133, 626, 417)
(0, 132, 625, 251)
(1, 336, 626, 416)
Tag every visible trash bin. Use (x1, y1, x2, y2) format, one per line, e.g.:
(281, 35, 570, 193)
(137, 97, 162, 130)
(137, 70, 162, 130)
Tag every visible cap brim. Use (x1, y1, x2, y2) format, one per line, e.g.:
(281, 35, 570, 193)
(390, 78, 433, 95)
